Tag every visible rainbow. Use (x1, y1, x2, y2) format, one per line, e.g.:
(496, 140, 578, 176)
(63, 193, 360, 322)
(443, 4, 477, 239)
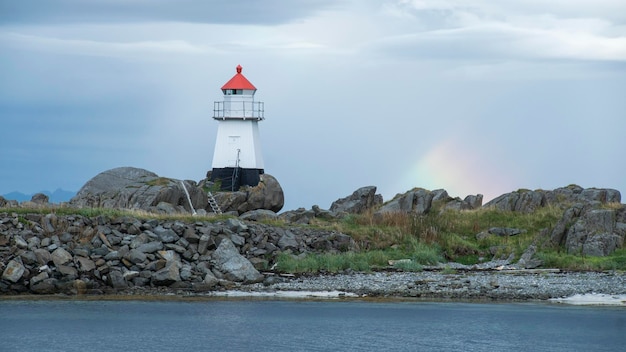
(390, 139, 519, 203)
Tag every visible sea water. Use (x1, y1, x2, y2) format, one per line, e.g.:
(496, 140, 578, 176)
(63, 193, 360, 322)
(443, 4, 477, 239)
(0, 299, 624, 352)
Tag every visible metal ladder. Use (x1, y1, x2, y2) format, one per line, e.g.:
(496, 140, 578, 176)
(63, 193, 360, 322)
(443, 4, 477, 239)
(207, 192, 222, 214)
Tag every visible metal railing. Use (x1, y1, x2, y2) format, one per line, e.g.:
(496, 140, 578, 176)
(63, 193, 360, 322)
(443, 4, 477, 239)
(213, 101, 264, 119)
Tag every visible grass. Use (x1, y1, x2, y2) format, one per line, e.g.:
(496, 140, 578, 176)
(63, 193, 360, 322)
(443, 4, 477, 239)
(3, 202, 626, 273)
(536, 248, 626, 271)
(0, 206, 235, 224)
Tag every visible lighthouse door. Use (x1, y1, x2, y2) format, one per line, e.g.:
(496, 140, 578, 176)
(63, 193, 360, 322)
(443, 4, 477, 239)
(227, 136, 241, 167)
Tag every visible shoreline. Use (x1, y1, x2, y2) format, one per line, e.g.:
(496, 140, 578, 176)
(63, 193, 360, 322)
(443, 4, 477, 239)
(2, 270, 625, 306)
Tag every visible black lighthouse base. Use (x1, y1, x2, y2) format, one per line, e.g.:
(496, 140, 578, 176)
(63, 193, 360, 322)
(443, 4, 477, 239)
(210, 167, 264, 191)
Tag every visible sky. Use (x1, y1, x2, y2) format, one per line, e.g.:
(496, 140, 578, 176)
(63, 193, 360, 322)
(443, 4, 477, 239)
(1, 0, 625, 211)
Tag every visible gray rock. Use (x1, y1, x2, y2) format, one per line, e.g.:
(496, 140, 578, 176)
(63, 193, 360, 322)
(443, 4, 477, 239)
(30, 271, 49, 285)
(208, 173, 284, 214)
(58, 265, 78, 279)
(30, 278, 58, 294)
(152, 262, 181, 286)
(277, 230, 299, 250)
(212, 238, 263, 283)
(75, 256, 96, 272)
(278, 208, 316, 224)
(14, 235, 28, 249)
(197, 234, 211, 255)
(230, 234, 246, 247)
(31, 193, 49, 204)
(239, 209, 278, 221)
(464, 194, 483, 209)
(108, 270, 128, 289)
(69, 167, 207, 213)
(565, 208, 624, 256)
(376, 188, 433, 215)
(51, 247, 73, 267)
(2, 259, 25, 283)
(203, 271, 219, 287)
(488, 227, 524, 237)
(484, 189, 545, 213)
(33, 249, 52, 266)
(330, 186, 382, 214)
(153, 226, 179, 243)
(136, 241, 164, 254)
(127, 249, 148, 264)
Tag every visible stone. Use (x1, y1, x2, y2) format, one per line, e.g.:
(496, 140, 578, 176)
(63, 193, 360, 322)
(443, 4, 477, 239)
(14, 235, 28, 249)
(203, 271, 219, 287)
(51, 247, 73, 267)
(154, 226, 180, 243)
(107, 270, 128, 289)
(225, 218, 248, 233)
(464, 194, 483, 209)
(564, 208, 624, 256)
(330, 186, 382, 214)
(136, 241, 164, 253)
(230, 234, 246, 247)
(127, 249, 148, 264)
(69, 167, 207, 213)
(198, 234, 211, 255)
(30, 278, 58, 294)
(31, 193, 49, 204)
(488, 227, 524, 237)
(30, 271, 49, 285)
(58, 265, 78, 279)
(152, 262, 181, 286)
(208, 173, 284, 214)
(212, 238, 263, 283)
(33, 248, 52, 266)
(239, 209, 278, 221)
(277, 230, 299, 250)
(2, 259, 25, 283)
(76, 256, 96, 272)
(123, 270, 140, 281)
(376, 188, 433, 215)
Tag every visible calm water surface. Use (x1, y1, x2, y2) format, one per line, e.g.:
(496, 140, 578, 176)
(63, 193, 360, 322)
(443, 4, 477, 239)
(0, 299, 624, 351)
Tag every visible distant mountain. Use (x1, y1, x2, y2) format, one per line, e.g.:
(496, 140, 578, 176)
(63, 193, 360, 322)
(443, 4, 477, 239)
(2, 189, 76, 203)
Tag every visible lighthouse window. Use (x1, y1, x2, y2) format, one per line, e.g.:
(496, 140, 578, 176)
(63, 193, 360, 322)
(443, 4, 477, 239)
(224, 89, 243, 95)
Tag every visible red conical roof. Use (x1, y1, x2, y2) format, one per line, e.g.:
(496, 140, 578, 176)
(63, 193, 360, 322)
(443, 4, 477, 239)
(221, 65, 256, 90)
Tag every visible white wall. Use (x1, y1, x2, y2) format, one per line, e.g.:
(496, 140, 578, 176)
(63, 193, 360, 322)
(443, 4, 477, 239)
(211, 120, 264, 169)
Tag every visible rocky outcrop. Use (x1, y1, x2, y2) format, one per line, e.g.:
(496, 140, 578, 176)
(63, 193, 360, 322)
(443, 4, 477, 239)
(330, 186, 383, 214)
(0, 211, 354, 295)
(70, 167, 207, 214)
(203, 173, 284, 215)
(484, 185, 621, 213)
(562, 206, 626, 256)
(375, 188, 482, 216)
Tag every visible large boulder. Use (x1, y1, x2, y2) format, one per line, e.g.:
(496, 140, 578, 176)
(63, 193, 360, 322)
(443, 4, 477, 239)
(212, 238, 263, 283)
(330, 186, 383, 214)
(70, 167, 207, 213)
(207, 174, 284, 215)
(484, 189, 546, 213)
(564, 207, 626, 256)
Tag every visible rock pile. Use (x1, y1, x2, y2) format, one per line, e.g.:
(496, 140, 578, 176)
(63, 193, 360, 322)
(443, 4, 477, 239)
(0, 212, 354, 295)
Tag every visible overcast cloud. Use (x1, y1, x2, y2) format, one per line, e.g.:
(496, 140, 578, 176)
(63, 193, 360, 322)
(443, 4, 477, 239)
(1, 0, 625, 210)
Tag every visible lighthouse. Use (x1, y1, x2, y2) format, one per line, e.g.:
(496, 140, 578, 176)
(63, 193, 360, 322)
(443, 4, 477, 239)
(210, 65, 265, 191)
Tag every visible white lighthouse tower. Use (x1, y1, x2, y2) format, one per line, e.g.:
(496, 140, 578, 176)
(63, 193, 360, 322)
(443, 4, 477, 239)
(210, 65, 265, 191)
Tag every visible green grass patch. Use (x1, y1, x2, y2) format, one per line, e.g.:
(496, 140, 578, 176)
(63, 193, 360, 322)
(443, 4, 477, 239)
(536, 248, 626, 271)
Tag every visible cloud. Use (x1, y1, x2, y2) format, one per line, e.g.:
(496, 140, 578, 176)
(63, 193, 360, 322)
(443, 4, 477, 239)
(375, 0, 626, 62)
(0, 0, 341, 25)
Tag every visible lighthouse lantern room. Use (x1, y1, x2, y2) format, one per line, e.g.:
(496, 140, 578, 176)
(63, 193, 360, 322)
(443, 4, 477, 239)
(210, 65, 265, 191)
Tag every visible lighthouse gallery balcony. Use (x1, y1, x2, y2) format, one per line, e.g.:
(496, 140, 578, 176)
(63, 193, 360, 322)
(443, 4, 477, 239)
(213, 101, 265, 120)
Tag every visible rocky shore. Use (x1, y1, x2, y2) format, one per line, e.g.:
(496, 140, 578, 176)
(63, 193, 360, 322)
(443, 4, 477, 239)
(244, 270, 626, 301)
